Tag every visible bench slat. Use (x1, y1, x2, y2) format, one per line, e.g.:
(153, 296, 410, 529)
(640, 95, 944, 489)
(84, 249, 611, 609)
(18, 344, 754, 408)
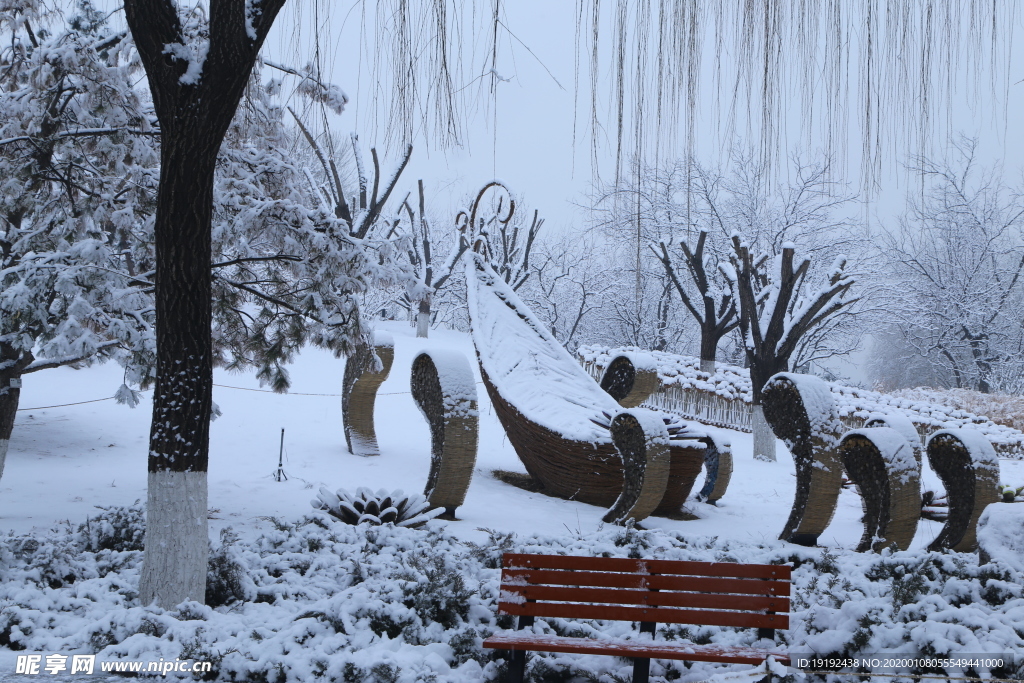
(497, 601, 789, 630)
(503, 553, 791, 580)
(503, 568, 789, 596)
(500, 584, 790, 613)
(482, 632, 791, 666)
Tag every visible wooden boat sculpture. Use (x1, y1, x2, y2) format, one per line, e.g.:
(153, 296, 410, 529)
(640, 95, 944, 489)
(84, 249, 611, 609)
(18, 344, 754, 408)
(466, 255, 706, 523)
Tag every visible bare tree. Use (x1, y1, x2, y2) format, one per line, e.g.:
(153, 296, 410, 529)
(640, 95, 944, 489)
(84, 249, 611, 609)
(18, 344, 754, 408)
(873, 139, 1024, 394)
(393, 180, 470, 337)
(726, 236, 858, 461)
(524, 235, 614, 353)
(655, 230, 737, 372)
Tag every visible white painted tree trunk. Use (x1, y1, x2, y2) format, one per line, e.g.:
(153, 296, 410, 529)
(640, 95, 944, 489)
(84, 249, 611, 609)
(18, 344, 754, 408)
(416, 299, 431, 338)
(751, 404, 777, 462)
(139, 470, 209, 607)
(700, 358, 716, 373)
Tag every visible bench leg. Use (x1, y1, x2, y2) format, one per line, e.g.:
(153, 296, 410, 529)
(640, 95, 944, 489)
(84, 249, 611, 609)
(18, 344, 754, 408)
(508, 649, 527, 683)
(631, 657, 651, 683)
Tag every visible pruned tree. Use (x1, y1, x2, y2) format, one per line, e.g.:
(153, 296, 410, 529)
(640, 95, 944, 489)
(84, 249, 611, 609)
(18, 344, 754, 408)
(726, 235, 858, 461)
(655, 230, 738, 372)
(290, 113, 412, 242)
(391, 180, 470, 338)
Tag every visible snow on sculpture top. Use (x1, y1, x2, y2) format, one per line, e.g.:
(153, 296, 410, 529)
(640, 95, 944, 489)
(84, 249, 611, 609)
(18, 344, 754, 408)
(929, 428, 1000, 472)
(844, 427, 919, 483)
(466, 253, 621, 443)
(764, 372, 841, 448)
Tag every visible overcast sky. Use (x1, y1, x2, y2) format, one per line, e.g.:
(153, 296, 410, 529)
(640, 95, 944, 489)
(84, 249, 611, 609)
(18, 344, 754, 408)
(255, 1, 1024, 235)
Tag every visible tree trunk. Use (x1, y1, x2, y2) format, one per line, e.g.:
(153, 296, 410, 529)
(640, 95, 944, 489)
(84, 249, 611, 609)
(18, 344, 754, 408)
(699, 332, 718, 374)
(125, 0, 286, 609)
(416, 298, 431, 338)
(750, 403, 777, 462)
(138, 143, 217, 608)
(748, 356, 784, 462)
(0, 344, 29, 482)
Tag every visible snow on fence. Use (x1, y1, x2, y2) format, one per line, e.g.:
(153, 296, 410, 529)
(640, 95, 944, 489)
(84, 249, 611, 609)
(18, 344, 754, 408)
(578, 345, 1024, 459)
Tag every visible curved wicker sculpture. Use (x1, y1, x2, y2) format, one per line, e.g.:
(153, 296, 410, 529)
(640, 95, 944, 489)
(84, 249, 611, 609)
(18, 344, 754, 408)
(838, 428, 921, 552)
(864, 413, 924, 464)
(599, 353, 660, 408)
(926, 429, 1001, 552)
(342, 331, 395, 456)
(603, 411, 672, 522)
(762, 372, 844, 546)
(467, 254, 705, 524)
(695, 435, 733, 505)
(411, 349, 479, 518)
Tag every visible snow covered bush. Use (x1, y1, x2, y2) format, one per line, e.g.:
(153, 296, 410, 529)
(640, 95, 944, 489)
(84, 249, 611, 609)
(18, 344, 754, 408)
(0, 516, 1021, 681)
(77, 501, 146, 553)
(892, 387, 1024, 434)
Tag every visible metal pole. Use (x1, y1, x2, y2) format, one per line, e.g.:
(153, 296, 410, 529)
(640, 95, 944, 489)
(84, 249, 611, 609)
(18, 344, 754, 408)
(275, 428, 288, 481)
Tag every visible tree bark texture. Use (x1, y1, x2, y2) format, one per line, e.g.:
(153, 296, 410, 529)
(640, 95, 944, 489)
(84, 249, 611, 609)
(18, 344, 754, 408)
(124, 0, 286, 608)
(0, 343, 31, 481)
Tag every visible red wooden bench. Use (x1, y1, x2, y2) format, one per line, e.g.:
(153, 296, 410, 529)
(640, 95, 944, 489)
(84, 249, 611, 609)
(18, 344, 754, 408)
(483, 553, 791, 683)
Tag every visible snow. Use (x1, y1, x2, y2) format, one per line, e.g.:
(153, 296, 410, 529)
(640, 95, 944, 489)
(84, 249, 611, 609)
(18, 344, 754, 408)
(1, 323, 1023, 681)
(417, 348, 477, 417)
(580, 344, 1024, 456)
(977, 504, 1024, 572)
(865, 412, 922, 452)
(162, 42, 207, 86)
(843, 428, 918, 482)
(466, 255, 620, 443)
(768, 372, 839, 446)
(929, 428, 1000, 473)
(372, 331, 395, 348)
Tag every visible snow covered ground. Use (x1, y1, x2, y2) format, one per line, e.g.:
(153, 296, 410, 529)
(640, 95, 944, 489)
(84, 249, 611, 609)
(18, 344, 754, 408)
(9, 321, 1021, 550)
(2, 321, 1023, 681)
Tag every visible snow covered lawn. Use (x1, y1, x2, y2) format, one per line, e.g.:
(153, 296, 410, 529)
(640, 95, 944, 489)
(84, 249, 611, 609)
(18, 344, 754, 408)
(1, 322, 1023, 681)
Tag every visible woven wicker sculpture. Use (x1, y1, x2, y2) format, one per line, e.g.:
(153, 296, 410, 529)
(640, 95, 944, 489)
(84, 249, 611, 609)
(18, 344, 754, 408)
(762, 372, 844, 546)
(838, 428, 921, 551)
(467, 254, 705, 524)
(926, 429, 1001, 552)
(342, 331, 394, 456)
(695, 434, 733, 505)
(411, 349, 479, 518)
(864, 413, 924, 464)
(599, 353, 660, 408)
